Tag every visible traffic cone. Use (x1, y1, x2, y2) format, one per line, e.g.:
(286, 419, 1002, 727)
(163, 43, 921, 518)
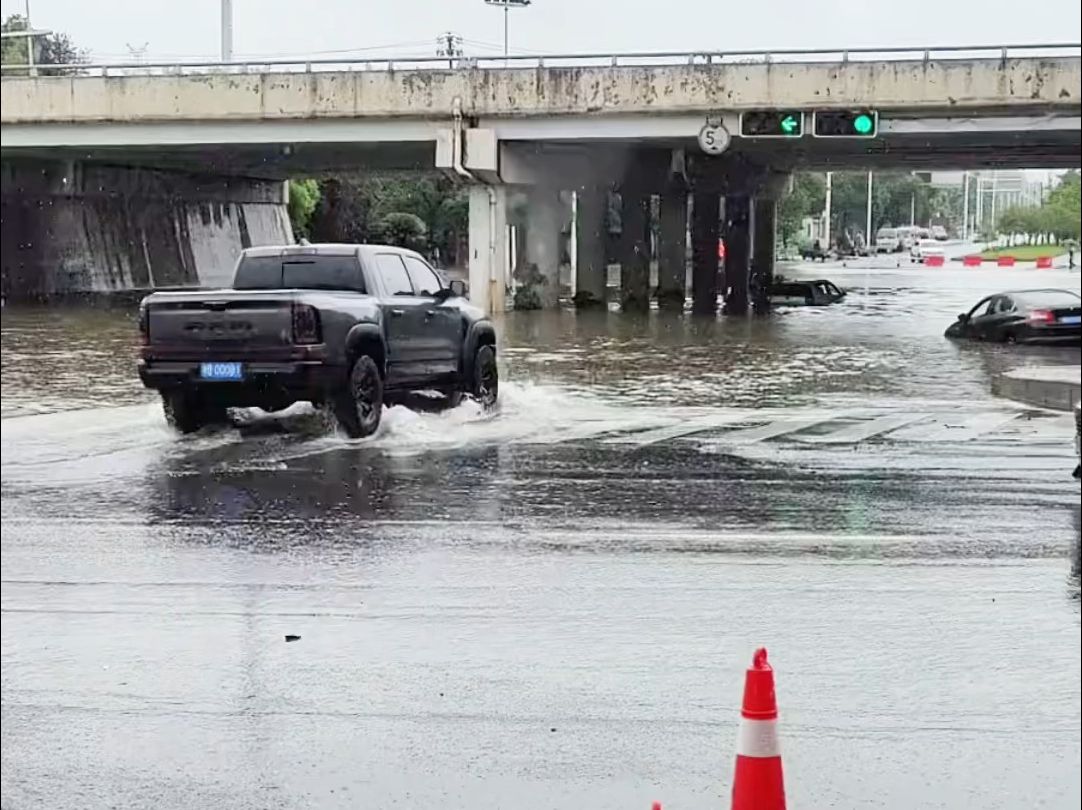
(731, 648, 785, 810)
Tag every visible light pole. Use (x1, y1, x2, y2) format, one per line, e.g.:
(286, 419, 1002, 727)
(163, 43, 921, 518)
(865, 171, 873, 247)
(962, 171, 970, 241)
(484, 0, 531, 64)
(220, 0, 233, 62)
(822, 171, 833, 250)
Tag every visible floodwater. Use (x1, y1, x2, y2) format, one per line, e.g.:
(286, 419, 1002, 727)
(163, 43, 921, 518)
(2, 262, 1080, 809)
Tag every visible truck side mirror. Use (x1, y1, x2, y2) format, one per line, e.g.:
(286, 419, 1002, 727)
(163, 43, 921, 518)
(448, 279, 468, 298)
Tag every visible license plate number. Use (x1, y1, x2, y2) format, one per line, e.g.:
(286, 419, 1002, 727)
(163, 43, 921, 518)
(1059, 315, 1081, 325)
(200, 362, 243, 381)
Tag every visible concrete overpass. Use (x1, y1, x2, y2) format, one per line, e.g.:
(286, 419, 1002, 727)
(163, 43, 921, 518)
(2, 45, 1080, 311)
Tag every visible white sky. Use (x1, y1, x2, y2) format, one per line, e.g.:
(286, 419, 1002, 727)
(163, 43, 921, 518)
(4, 0, 1080, 61)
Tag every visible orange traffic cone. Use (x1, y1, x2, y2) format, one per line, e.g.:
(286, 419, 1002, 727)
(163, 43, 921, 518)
(731, 648, 786, 810)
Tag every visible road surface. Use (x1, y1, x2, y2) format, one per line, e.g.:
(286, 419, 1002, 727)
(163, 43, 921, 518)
(2, 265, 1080, 809)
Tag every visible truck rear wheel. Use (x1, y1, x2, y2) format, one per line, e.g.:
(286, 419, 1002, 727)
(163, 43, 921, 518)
(161, 390, 226, 434)
(333, 355, 383, 438)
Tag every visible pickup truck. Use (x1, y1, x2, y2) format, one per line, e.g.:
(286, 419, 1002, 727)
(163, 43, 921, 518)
(137, 243, 498, 437)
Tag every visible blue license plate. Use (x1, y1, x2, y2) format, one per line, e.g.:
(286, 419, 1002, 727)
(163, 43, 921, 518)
(200, 362, 243, 381)
(1059, 315, 1082, 325)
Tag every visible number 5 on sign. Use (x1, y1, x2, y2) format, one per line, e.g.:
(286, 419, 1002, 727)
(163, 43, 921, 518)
(698, 121, 731, 155)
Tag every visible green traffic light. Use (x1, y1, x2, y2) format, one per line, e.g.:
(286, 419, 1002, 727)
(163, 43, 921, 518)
(853, 114, 874, 135)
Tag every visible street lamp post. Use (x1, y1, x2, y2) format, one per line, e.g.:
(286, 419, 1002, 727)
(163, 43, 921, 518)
(220, 0, 233, 62)
(484, 0, 531, 63)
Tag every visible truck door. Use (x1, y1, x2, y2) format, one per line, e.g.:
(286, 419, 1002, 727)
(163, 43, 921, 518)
(402, 255, 461, 378)
(373, 252, 427, 384)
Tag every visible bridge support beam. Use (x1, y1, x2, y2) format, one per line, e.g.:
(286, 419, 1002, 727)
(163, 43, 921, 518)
(619, 191, 651, 313)
(751, 197, 777, 315)
(690, 192, 720, 315)
(518, 188, 563, 309)
(574, 188, 608, 308)
(468, 185, 509, 315)
(723, 194, 751, 316)
(657, 188, 688, 311)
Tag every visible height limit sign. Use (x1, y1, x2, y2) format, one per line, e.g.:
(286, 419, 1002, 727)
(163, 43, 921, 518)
(698, 117, 731, 155)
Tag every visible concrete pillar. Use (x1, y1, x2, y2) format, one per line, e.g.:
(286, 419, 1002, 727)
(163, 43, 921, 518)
(690, 192, 720, 315)
(518, 188, 563, 309)
(751, 197, 777, 315)
(619, 191, 651, 312)
(574, 188, 608, 308)
(657, 189, 688, 311)
(723, 194, 751, 316)
(468, 185, 509, 315)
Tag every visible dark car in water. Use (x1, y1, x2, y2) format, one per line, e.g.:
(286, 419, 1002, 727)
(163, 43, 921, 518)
(137, 244, 498, 437)
(769, 279, 846, 306)
(945, 289, 1082, 345)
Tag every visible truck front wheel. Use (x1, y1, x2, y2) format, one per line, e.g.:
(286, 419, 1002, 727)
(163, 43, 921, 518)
(333, 355, 383, 438)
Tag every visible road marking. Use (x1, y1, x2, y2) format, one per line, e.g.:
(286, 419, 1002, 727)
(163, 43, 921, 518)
(603, 412, 750, 446)
(888, 411, 1024, 443)
(797, 412, 932, 444)
(697, 414, 843, 445)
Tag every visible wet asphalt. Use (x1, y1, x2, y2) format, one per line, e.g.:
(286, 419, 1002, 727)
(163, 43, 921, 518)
(2, 261, 1080, 809)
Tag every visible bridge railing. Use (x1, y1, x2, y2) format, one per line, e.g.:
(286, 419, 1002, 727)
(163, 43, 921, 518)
(2, 43, 1080, 77)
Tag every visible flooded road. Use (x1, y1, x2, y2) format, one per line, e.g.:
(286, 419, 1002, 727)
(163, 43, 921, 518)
(3, 263, 1080, 809)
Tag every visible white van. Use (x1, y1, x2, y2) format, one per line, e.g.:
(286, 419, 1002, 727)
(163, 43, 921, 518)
(895, 226, 920, 250)
(875, 228, 901, 253)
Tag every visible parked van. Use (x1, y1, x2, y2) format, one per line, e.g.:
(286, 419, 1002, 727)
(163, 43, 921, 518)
(875, 228, 901, 253)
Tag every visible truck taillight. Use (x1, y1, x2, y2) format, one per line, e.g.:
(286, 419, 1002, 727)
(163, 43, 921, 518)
(138, 306, 149, 345)
(292, 303, 321, 344)
(1027, 308, 1055, 325)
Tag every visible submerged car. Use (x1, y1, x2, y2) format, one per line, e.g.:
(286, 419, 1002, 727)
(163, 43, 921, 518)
(769, 279, 846, 306)
(910, 238, 946, 263)
(945, 288, 1082, 344)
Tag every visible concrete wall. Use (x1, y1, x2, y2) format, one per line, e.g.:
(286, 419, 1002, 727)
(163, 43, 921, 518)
(2, 58, 1078, 124)
(0, 160, 291, 299)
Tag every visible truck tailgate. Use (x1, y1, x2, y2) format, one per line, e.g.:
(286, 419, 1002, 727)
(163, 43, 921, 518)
(145, 290, 295, 352)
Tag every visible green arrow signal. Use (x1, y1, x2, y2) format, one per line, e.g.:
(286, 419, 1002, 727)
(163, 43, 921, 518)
(780, 115, 799, 135)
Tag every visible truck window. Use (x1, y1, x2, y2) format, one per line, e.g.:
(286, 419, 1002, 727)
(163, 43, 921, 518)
(403, 256, 443, 296)
(375, 254, 414, 296)
(234, 255, 365, 292)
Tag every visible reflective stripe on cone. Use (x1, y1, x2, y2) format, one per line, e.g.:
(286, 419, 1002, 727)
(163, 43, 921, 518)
(732, 648, 786, 810)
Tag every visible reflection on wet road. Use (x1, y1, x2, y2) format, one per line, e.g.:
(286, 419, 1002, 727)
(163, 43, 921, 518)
(2, 265, 1080, 809)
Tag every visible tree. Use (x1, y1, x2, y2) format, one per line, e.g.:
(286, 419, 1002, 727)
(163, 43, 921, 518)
(287, 179, 320, 240)
(778, 173, 825, 247)
(1, 14, 87, 74)
(306, 172, 469, 265)
(375, 212, 428, 251)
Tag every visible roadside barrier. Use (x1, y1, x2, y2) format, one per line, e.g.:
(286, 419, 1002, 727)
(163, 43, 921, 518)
(963, 255, 983, 267)
(1036, 256, 1054, 269)
(997, 256, 1016, 267)
(924, 255, 945, 267)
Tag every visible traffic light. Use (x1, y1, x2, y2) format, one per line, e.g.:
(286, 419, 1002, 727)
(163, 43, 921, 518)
(739, 111, 804, 138)
(813, 110, 878, 138)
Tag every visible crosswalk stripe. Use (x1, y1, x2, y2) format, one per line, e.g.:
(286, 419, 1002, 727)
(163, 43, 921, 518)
(697, 414, 844, 445)
(797, 412, 931, 444)
(603, 412, 750, 446)
(888, 411, 1023, 443)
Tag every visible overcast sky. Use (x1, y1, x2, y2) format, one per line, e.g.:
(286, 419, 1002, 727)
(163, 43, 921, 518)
(4, 0, 1080, 61)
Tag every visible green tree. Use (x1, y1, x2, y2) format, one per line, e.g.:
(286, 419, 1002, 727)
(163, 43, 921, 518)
(375, 212, 428, 251)
(287, 179, 320, 240)
(1, 14, 87, 74)
(778, 173, 825, 247)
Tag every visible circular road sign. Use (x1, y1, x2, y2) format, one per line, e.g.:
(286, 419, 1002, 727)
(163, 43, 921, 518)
(698, 122, 731, 155)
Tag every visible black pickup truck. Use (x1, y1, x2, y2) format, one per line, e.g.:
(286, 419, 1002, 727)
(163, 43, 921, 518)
(137, 243, 498, 437)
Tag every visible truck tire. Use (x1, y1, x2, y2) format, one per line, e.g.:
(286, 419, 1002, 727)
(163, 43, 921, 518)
(333, 354, 383, 438)
(161, 390, 225, 434)
(469, 344, 499, 409)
